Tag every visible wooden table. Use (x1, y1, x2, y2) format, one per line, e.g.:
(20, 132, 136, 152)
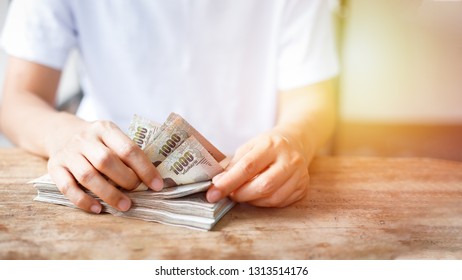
(1, 148, 461, 259)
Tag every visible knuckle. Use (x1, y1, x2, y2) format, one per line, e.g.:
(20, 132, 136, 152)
(95, 184, 119, 202)
(73, 134, 87, 144)
(279, 163, 291, 175)
(240, 159, 256, 176)
(137, 163, 156, 178)
(123, 178, 141, 191)
(266, 134, 289, 150)
(228, 192, 237, 201)
(92, 120, 116, 130)
(76, 168, 97, 185)
(73, 195, 90, 210)
(89, 121, 101, 132)
(48, 149, 68, 165)
(272, 135, 286, 148)
(118, 142, 139, 160)
(256, 178, 276, 196)
(290, 153, 306, 166)
(261, 137, 274, 149)
(93, 150, 113, 170)
(105, 192, 124, 208)
(58, 183, 71, 196)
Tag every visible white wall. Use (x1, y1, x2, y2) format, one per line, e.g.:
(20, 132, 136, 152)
(340, 0, 462, 123)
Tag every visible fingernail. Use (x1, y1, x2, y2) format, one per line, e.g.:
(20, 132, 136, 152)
(118, 198, 131, 211)
(91, 204, 102, 214)
(150, 177, 164, 191)
(207, 189, 222, 203)
(212, 173, 225, 185)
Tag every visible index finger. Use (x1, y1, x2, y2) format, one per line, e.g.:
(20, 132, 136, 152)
(99, 122, 164, 191)
(207, 145, 275, 203)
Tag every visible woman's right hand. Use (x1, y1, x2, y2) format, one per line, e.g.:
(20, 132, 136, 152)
(46, 117, 164, 214)
(0, 57, 163, 214)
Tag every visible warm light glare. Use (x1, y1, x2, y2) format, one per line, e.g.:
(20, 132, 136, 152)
(340, 0, 462, 123)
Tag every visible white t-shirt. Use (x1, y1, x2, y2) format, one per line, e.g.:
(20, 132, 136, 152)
(2, 0, 338, 154)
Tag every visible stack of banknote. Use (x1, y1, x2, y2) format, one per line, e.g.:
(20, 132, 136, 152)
(31, 113, 235, 231)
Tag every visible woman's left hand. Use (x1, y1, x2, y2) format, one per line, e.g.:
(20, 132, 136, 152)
(206, 127, 312, 207)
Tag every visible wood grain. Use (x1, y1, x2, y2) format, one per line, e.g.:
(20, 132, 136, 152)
(1, 148, 461, 259)
(334, 122, 462, 162)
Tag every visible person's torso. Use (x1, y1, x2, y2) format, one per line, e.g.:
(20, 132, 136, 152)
(72, 0, 284, 153)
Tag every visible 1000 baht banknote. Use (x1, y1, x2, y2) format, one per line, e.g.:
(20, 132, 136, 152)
(156, 135, 224, 187)
(143, 113, 226, 166)
(128, 115, 161, 150)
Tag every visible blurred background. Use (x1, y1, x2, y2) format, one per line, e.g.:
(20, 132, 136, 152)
(333, 0, 462, 161)
(1, 0, 461, 161)
(0, 0, 8, 147)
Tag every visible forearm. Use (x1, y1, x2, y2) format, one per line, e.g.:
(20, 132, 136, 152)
(276, 79, 336, 162)
(0, 57, 86, 158)
(0, 90, 85, 158)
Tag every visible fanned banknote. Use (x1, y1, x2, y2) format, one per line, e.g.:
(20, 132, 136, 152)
(132, 113, 225, 191)
(127, 115, 161, 150)
(157, 136, 224, 187)
(143, 113, 226, 166)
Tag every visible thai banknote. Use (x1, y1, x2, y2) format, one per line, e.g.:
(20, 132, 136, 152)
(128, 115, 161, 150)
(156, 135, 224, 187)
(33, 181, 235, 230)
(143, 113, 226, 166)
(30, 174, 213, 199)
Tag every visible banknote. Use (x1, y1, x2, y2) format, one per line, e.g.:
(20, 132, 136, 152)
(33, 183, 235, 230)
(128, 115, 161, 150)
(30, 175, 213, 199)
(156, 135, 224, 187)
(144, 113, 226, 166)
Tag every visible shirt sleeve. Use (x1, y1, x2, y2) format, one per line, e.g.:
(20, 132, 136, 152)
(1, 0, 77, 70)
(277, 0, 339, 91)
